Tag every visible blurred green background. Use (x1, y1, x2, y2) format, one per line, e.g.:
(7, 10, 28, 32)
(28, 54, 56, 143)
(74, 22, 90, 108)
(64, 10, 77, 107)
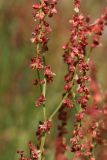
(0, 0, 107, 159)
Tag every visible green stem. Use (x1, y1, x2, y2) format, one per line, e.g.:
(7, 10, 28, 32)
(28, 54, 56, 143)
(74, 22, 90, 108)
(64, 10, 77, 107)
(43, 78, 47, 121)
(38, 80, 47, 160)
(49, 92, 68, 120)
(36, 44, 47, 121)
(37, 70, 42, 92)
(36, 44, 47, 160)
(39, 135, 46, 160)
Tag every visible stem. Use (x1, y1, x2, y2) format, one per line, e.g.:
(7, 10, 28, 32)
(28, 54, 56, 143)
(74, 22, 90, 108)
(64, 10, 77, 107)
(38, 83, 47, 160)
(43, 78, 47, 121)
(38, 80, 47, 160)
(39, 136, 46, 160)
(36, 43, 47, 160)
(36, 44, 43, 92)
(37, 70, 42, 92)
(38, 71, 47, 160)
(36, 44, 47, 121)
(42, 53, 47, 120)
(49, 61, 79, 120)
(49, 92, 68, 120)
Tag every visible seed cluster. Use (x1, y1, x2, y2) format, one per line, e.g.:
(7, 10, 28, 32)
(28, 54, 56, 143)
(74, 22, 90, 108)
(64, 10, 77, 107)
(30, 0, 57, 107)
(17, 1, 107, 160)
(56, 1, 107, 160)
(18, 0, 58, 160)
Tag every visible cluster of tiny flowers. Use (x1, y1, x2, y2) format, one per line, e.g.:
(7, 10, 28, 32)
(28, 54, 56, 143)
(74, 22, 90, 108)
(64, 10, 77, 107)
(29, 142, 40, 160)
(36, 120, 52, 139)
(30, 0, 57, 107)
(17, 142, 40, 160)
(74, 0, 80, 13)
(91, 8, 107, 48)
(17, 1, 107, 160)
(69, 62, 104, 160)
(31, 1, 58, 152)
(56, 2, 91, 158)
(56, 0, 107, 159)
(35, 93, 46, 107)
(18, 1, 58, 160)
(72, 61, 107, 160)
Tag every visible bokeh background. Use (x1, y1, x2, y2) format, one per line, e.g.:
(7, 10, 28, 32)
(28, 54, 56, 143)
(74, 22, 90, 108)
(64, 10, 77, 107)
(0, 0, 107, 159)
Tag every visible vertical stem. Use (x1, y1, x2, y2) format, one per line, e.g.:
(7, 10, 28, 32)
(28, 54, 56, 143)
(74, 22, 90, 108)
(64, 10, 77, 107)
(36, 45, 47, 160)
(39, 136, 46, 160)
(36, 44, 47, 121)
(42, 53, 47, 121)
(43, 78, 47, 121)
(37, 70, 42, 92)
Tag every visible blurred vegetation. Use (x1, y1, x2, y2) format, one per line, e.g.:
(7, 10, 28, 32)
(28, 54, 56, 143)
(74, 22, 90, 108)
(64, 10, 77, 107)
(0, 0, 107, 160)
